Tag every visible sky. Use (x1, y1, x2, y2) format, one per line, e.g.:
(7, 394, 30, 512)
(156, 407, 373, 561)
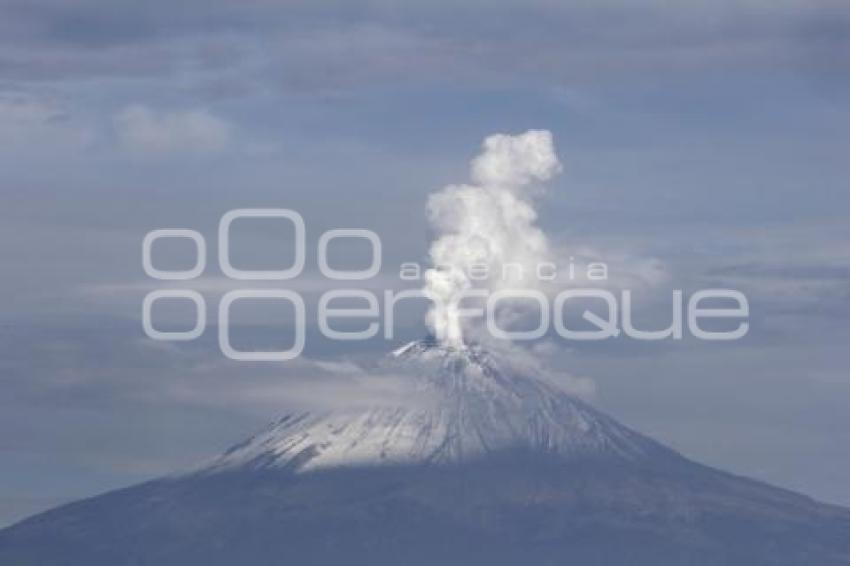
(1, 0, 849, 526)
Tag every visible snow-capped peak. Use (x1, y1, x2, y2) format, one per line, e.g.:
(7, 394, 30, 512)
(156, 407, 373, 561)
(203, 340, 674, 474)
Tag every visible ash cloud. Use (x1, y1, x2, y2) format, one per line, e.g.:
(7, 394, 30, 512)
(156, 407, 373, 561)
(424, 130, 562, 345)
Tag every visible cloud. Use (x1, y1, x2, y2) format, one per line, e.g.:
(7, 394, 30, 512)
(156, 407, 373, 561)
(0, 92, 94, 149)
(1, 1, 846, 95)
(480, 338, 597, 400)
(424, 130, 561, 344)
(421, 130, 679, 347)
(113, 104, 230, 155)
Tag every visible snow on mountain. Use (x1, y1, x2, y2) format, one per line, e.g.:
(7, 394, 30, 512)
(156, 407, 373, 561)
(204, 339, 673, 473)
(2, 340, 850, 565)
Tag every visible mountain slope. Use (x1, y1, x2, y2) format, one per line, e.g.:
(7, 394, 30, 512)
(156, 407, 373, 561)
(205, 339, 674, 472)
(1, 340, 849, 565)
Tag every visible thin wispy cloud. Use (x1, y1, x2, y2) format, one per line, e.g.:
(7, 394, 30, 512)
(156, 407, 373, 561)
(113, 104, 230, 155)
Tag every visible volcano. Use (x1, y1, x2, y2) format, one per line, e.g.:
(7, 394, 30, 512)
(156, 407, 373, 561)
(1, 340, 849, 565)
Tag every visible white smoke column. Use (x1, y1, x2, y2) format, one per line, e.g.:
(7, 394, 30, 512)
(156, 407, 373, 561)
(424, 130, 562, 346)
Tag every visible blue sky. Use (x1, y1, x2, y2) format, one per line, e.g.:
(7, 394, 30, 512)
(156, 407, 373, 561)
(1, 0, 849, 526)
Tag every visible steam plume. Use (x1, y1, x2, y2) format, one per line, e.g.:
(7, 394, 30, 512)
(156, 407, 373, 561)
(424, 130, 562, 345)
